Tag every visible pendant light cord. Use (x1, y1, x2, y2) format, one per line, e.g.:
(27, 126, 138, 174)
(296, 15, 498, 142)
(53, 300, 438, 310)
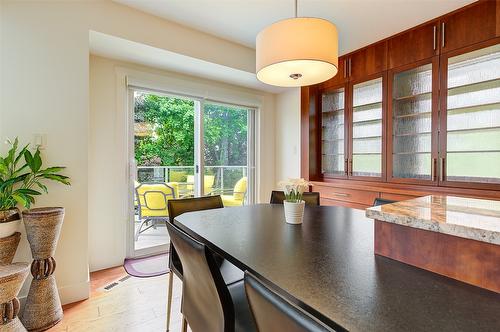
(295, 0, 298, 18)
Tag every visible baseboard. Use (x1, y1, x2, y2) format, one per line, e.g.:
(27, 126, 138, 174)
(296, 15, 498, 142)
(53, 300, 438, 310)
(58, 280, 90, 305)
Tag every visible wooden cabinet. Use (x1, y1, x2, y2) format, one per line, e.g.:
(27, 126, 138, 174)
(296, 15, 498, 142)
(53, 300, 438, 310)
(303, 1, 500, 203)
(439, 39, 500, 190)
(350, 41, 387, 80)
(440, 0, 498, 54)
(320, 55, 348, 89)
(387, 58, 440, 185)
(388, 20, 439, 69)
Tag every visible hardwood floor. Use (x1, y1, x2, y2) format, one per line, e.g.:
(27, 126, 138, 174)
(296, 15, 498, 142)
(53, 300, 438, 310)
(48, 266, 186, 332)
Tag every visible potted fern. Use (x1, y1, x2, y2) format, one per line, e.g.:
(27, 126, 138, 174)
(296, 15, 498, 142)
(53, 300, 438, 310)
(0, 138, 70, 238)
(278, 178, 310, 224)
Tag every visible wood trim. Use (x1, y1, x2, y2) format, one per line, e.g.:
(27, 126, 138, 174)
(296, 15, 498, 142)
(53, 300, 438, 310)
(375, 220, 500, 293)
(301, 86, 310, 180)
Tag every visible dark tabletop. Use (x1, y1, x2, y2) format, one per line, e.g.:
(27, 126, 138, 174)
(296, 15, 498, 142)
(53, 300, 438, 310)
(174, 204, 500, 332)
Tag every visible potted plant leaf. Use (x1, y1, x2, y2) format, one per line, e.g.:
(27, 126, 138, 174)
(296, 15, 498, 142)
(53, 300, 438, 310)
(0, 138, 70, 238)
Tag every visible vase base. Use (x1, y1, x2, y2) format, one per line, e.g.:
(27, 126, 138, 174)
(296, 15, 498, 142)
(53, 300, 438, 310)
(21, 276, 63, 332)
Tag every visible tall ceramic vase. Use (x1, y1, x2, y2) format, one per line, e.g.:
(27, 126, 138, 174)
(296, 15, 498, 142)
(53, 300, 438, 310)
(21, 207, 64, 332)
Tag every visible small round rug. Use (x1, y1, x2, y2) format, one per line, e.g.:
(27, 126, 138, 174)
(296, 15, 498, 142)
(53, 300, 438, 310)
(123, 253, 169, 278)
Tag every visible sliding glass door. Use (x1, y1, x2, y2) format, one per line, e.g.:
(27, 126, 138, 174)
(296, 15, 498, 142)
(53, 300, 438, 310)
(129, 88, 255, 256)
(203, 102, 255, 206)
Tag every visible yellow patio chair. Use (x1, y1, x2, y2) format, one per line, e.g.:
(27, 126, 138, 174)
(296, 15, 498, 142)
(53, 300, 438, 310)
(185, 175, 215, 196)
(135, 182, 176, 241)
(221, 177, 247, 206)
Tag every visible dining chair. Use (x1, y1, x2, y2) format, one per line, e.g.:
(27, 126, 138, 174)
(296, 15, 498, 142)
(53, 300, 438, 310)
(244, 272, 334, 332)
(373, 198, 396, 206)
(134, 182, 176, 241)
(166, 221, 256, 332)
(165, 195, 244, 331)
(270, 191, 320, 206)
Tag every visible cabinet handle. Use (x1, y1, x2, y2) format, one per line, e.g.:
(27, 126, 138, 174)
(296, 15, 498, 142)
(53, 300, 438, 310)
(441, 22, 445, 48)
(433, 25, 437, 51)
(348, 58, 352, 77)
(343, 59, 347, 78)
(439, 157, 445, 182)
(344, 159, 348, 176)
(348, 159, 353, 176)
(333, 192, 350, 197)
(431, 158, 437, 181)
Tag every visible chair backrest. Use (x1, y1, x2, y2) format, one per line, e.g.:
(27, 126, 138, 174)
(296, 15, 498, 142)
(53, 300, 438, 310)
(373, 198, 396, 206)
(244, 272, 334, 332)
(233, 177, 247, 201)
(187, 175, 216, 194)
(167, 195, 224, 278)
(135, 183, 175, 218)
(270, 191, 320, 206)
(166, 222, 235, 332)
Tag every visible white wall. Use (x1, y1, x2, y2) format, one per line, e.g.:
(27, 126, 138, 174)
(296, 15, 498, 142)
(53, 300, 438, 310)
(89, 55, 276, 271)
(275, 88, 301, 182)
(0, 0, 260, 304)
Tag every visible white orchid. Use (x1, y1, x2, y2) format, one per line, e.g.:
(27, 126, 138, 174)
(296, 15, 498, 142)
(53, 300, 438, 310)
(278, 178, 310, 203)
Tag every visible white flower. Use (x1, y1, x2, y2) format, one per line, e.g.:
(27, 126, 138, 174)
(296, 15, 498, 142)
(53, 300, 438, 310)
(277, 178, 310, 202)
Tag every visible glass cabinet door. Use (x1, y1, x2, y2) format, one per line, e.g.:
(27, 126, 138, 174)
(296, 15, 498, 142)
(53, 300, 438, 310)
(351, 77, 383, 178)
(391, 63, 434, 182)
(321, 88, 345, 177)
(443, 43, 500, 186)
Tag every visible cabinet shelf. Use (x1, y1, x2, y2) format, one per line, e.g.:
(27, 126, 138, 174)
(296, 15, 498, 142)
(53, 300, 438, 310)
(393, 91, 431, 102)
(393, 111, 431, 119)
(322, 108, 344, 114)
(352, 101, 382, 109)
(448, 77, 500, 92)
(393, 131, 432, 137)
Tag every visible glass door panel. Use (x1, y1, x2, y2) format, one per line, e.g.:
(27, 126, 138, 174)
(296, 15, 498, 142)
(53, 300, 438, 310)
(321, 88, 345, 176)
(133, 90, 196, 253)
(351, 78, 383, 177)
(392, 64, 433, 180)
(444, 43, 500, 184)
(203, 102, 253, 206)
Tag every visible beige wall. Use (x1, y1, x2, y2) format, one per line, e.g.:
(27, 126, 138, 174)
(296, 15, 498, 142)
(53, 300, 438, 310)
(0, 0, 260, 304)
(275, 88, 301, 182)
(89, 55, 276, 272)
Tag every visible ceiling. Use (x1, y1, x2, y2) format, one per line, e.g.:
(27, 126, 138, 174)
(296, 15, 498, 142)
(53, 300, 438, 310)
(89, 31, 285, 93)
(114, 0, 475, 54)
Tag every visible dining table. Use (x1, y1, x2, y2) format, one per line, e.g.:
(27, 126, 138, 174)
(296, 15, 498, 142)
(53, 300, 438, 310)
(174, 204, 500, 332)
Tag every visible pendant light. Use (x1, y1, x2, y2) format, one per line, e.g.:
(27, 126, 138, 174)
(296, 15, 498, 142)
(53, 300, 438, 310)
(256, 0, 338, 87)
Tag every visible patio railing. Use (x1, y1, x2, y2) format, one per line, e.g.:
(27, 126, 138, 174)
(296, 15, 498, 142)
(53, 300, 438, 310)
(137, 165, 247, 194)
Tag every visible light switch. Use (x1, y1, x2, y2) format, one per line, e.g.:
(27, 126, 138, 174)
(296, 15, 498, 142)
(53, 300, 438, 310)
(33, 134, 46, 150)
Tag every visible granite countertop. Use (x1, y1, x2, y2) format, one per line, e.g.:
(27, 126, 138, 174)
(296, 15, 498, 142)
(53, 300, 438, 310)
(366, 195, 500, 245)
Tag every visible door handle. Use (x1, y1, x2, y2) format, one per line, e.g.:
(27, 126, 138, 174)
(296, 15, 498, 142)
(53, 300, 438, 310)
(439, 157, 445, 182)
(333, 192, 350, 197)
(343, 59, 347, 78)
(431, 158, 437, 181)
(348, 58, 352, 77)
(433, 25, 437, 51)
(441, 22, 445, 48)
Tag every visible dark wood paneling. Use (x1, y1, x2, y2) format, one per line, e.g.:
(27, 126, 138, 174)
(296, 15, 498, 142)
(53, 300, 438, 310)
(350, 41, 387, 79)
(320, 197, 368, 210)
(375, 220, 500, 293)
(440, 0, 498, 53)
(319, 55, 348, 89)
(312, 184, 379, 206)
(388, 20, 438, 69)
(380, 192, 419, 202)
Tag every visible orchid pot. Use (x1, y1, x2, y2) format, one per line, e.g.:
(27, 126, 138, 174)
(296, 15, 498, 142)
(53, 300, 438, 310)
(278, 178, 310, 225)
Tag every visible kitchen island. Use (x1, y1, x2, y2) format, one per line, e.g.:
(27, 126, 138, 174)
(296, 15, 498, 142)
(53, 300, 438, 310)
(366, 195, 500, 293)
